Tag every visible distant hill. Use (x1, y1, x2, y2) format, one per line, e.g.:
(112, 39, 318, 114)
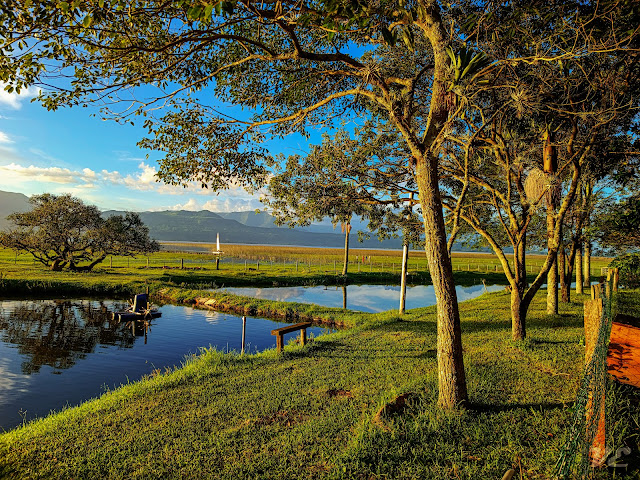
(0, 190, 490, 251)
(217, 210, 370, 234)
(0, 191, 31, 230)
(104, 209, 404, 249)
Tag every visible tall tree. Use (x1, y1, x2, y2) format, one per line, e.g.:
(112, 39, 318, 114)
(1, 0, 473, 407)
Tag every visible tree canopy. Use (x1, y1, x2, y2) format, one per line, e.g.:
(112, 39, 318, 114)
(0, 194, 159, 271)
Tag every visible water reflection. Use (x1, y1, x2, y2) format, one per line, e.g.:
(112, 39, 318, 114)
(0, 300, 133, 374)
(220, 283, 505, 313)
(0, 299, 330, 431)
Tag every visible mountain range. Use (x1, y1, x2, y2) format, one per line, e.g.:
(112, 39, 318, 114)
(0, 191, 403, 249)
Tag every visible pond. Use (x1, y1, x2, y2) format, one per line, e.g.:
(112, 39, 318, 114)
(0, 299, 331, 431)
(219, 283, 506, 313)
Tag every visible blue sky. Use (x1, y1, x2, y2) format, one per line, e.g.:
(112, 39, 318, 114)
(0, 84, 320, 213)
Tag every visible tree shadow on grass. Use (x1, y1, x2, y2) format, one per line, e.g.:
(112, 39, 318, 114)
(469, 401, 569, 414)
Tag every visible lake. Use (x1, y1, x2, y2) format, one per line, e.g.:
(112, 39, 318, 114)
(0, 299, 331, 431)
(219, 283, 506, 313)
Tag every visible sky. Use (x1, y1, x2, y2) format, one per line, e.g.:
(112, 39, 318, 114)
(0, 83, 319, 213)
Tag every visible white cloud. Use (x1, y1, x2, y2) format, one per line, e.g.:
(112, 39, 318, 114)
(0, 131, 13, 144)
(153, 195, 263, 213)
(0, 163, 85, 184)
(0, 160, 263, 212)
(0, 83, 39, 110)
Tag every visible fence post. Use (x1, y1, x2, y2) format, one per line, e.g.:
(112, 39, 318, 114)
(583, 297, 606, 466)
(241, 316, 246, 355)
(612, 267, 619, 293)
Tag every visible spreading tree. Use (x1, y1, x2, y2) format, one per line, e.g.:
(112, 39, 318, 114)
(0, 194, 159, 271)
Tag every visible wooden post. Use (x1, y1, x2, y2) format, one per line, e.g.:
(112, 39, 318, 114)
(400, 242, 409, 314)
(275, 333, 284, 353)
(613, 268, 619, 293)
(110, 256, 112, 268)
(584, 297, 606, 466)
(241, 316, 246, 355)
(257, 260, 259, 270)
(181, 258, 184, 269)
(216, 257, 220, 270)
(300, 328, 307, 346)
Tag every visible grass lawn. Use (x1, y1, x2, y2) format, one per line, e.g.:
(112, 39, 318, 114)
(1, 281, 638, 479)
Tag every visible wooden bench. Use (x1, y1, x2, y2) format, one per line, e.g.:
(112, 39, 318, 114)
(271, 322, 312, 353)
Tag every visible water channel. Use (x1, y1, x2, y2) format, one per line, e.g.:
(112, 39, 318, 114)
(0, 299, 331, 431)
(220, 283, 505, 313)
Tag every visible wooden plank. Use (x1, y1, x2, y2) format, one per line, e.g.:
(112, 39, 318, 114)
(608, 322, 640, 388)
(271, 322, 312, 336)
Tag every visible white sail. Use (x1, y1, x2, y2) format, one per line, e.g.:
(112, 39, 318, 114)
(216, 233, 220, 253)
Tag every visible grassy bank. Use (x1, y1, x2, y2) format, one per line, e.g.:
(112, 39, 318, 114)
(1, 289, 638, 479)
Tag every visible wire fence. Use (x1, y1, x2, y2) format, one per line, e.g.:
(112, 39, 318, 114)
(554, 271, 617, 479)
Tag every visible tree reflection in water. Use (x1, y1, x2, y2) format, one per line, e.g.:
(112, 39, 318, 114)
(0, 300, 137, 374)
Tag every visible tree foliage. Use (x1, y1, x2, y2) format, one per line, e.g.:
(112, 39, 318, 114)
(0, 194, 159, 271)
(597, 194, 640, 252)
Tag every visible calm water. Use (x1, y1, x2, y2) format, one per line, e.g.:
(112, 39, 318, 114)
(220, 283, 505, 313)
(0, 299, 331, 431)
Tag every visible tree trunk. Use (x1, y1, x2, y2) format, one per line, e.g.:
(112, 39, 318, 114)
(510, 286, 526, 341)
(547, 206, 558, 315)
(409, 2, 467, 409)
(559, 247, 570, 303)
(416, 155, 467, 409)
(584, 242, 591, 287)
(511, 238, 527, 340)
(576, 243, 583, 294)
(342, 224, 350, 276)
(50, 259, 64, 271)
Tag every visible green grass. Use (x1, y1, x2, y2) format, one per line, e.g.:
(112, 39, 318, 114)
(1, 287, 639, 479)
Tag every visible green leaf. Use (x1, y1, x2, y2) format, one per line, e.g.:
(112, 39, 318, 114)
(83, 15, 92, 28)
(401, 27, 414, 52)
(380, 27, 395, 46)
